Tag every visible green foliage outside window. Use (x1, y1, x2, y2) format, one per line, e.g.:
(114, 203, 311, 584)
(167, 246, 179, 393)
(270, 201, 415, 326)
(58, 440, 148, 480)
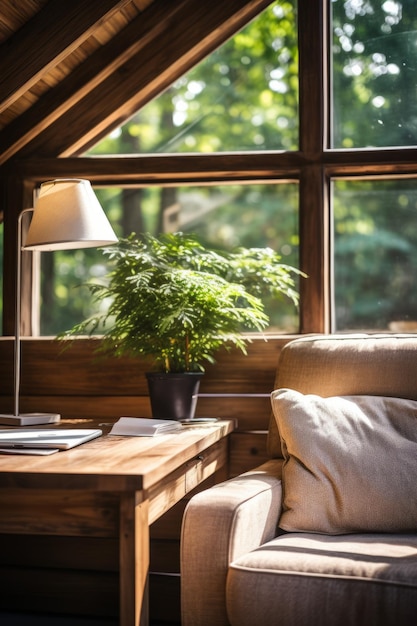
(32, 0, 417, 336)
(41, 183, 300, 335)
(334, 179, 417, 331)
(331, 0, 417, 330)
(88, 1, 298, 155)
(332, 0, 417, 148)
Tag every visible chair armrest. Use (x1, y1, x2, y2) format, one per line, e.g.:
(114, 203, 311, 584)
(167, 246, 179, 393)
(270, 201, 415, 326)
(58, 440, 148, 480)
(181, 459, 283, 626)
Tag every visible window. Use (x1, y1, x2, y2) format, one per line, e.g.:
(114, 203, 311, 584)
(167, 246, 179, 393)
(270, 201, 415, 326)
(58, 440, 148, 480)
(38, 1, 301, 336)
(333, 178, 417, 331)
(40, 182, 300, 334)
(332, 0, 417, 148)
(12, 0, 417, 339)
(331, 0, 417, 331)
(88, 2, 298, 155)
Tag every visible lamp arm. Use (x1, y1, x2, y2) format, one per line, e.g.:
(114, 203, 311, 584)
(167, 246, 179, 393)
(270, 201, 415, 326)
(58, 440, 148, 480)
(14, 208, 34, 416)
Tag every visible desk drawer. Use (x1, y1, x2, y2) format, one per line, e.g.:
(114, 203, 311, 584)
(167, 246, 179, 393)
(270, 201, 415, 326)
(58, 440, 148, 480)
(148, 437, 228, 524)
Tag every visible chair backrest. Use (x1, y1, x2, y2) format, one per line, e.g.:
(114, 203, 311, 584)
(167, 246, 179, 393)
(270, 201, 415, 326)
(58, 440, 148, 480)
(268, 334, 417, 457)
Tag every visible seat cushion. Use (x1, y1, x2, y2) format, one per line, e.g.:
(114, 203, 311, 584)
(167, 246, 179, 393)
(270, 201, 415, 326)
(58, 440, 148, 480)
(271, 388, 417, 534)
(227, 533, 417, 626)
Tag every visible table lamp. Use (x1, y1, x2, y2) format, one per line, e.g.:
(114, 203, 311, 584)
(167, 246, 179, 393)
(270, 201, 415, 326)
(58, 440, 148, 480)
(0, 178, 118, 426)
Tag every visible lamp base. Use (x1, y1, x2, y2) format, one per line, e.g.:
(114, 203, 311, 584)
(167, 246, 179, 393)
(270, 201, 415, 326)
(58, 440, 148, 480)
(0, 413, 61, 427)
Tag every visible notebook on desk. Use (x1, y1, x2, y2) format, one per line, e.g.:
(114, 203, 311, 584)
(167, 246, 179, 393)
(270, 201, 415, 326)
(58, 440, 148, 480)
(0, 428, 102, 453)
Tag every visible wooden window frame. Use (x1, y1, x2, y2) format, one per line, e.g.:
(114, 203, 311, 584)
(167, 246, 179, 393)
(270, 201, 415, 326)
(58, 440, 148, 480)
(3, 0, 417, 339)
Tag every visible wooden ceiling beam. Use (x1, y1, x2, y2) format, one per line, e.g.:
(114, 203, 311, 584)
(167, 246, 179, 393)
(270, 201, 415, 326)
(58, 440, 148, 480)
(16, 0, 272, 159)
(0, 0, 130, 114)
(0, 0, 186, 166)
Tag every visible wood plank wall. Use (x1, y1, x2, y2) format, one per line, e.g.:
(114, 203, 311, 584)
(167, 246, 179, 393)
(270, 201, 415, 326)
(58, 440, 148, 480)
(0, 335, 294, 429)
(0, 334, 296, 623)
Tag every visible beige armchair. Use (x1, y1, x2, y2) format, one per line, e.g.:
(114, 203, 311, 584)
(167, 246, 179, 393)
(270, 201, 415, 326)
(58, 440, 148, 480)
(181, 335, 417, 626)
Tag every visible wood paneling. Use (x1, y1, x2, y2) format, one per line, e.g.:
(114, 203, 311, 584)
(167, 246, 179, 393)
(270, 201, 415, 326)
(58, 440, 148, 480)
(0, 1, 49, 44)
(0, 1, 130, 114)
(229, 430, 270, 478)
(0, 534, 120, 615)
(0, 336, 293, 419)
(0, 534, 119, 570)
(0, 490, 120, 535)
(0, 567, 119, 617)
(149, 573, 181, 624)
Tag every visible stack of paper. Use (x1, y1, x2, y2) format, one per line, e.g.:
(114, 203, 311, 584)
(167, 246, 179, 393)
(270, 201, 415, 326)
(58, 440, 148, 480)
(109, 417, 183, 437)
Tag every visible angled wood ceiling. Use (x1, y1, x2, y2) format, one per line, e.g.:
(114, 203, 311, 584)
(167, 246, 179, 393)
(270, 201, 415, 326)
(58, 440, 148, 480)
(0, 0, 272, 166)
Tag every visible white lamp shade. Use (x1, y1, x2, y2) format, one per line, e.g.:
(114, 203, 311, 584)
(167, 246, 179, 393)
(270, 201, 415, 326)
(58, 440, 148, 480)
(24, 179, 118, 251)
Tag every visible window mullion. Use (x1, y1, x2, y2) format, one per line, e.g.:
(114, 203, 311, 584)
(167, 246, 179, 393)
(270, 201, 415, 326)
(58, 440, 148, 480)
(298, 0, 329, 332)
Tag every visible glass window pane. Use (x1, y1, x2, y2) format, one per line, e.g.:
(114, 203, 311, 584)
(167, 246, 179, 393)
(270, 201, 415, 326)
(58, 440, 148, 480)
(86, 0, 298, 155)
(39, 184, 300, 335)
(333, 179, 417, 331)
(332, 1, 417, 148)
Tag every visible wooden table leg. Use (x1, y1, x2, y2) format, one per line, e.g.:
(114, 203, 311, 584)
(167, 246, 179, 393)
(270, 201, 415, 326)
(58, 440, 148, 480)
(119, 493, 150, 626)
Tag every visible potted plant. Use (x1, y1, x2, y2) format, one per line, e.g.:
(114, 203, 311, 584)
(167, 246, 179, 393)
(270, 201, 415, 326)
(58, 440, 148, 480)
(61, 232, 303, 419)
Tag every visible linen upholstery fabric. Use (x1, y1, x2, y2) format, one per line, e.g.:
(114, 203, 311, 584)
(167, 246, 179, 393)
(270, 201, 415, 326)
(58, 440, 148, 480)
(227, 533, 417, 626)
(181, 461, 283, 626)
(271, 389, 417, 534)
(267, 334, 417, 457)
(181, 335, 417, 626)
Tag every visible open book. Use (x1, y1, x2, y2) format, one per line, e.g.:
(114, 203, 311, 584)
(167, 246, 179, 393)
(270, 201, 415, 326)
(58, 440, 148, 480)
(109, 417, 183, 437)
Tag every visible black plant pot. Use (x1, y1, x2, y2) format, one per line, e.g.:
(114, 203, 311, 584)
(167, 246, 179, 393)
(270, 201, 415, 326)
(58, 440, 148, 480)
(145, 372, 203, 421)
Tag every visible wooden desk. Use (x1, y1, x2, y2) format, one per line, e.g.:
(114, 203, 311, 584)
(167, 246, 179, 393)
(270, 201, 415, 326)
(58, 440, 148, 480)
(0, 418, 234, 625)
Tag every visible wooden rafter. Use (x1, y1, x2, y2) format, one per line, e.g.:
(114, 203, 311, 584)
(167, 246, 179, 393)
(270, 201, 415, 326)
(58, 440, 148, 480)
(0, 0, 131, 115)
(6, 0, 271, 161)
(0, 0, 172, 165)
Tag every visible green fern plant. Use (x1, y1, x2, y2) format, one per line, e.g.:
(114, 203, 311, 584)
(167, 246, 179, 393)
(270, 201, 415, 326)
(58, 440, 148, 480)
(60, 232, 304, 372)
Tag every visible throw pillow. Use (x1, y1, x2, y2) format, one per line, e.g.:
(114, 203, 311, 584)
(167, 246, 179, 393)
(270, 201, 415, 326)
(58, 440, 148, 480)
(271, 389, 417, 534)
